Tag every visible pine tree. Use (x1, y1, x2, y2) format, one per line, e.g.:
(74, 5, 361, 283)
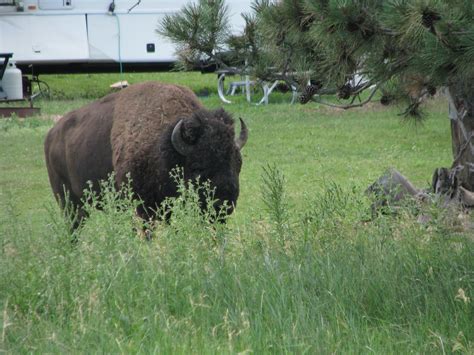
(160, 0, 474, 201)
(157, 0, 232, 70)
(290, 0, 474, 200)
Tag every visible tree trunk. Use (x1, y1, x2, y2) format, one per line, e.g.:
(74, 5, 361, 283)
(447, 83, 474, 191)
(367, 84, 474, 212)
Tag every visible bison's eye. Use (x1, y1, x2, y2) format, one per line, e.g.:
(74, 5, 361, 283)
(235, 153, 243, 172)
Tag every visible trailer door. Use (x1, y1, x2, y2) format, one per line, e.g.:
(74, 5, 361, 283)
(38, 0, 74, 10)
(87, 13, 176, 63)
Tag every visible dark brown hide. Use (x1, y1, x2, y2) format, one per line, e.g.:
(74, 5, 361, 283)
(44, 93, 116, 222)
(44, 81, 246, 225)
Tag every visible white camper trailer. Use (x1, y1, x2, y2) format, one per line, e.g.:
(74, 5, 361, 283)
(0, 0, 252, 72)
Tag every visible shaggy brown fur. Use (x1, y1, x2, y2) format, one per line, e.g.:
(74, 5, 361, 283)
(111, 82, 202, 185)
(44, 81, 246, 227)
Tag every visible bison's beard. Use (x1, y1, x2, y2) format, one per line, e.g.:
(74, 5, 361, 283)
(198, 189, 236, 223)
(135, 190, 237, 224)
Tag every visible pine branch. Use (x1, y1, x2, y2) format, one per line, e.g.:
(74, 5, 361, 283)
(311, 85, 379, 109)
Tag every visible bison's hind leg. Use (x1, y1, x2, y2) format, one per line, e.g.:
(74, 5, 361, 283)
(58, 187, 87, 232)
(48, 175, 87, 237)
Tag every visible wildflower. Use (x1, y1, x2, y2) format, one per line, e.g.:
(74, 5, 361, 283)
(455, 288, 470, 304)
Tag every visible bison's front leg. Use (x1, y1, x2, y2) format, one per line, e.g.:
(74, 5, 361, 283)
(132, 210, 156, 241)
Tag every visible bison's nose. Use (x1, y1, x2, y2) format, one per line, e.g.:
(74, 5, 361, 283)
(212, 200, 235, 221)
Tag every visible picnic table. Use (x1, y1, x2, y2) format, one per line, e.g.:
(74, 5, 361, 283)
(216, 68, 298, 105)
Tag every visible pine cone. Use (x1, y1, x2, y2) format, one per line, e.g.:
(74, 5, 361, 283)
(275, 82, 290, 93)
(380, 95, 392, 106)
(346, 15, 365, 33)
(421, 8, 441, 33)
(427, 85, 437, 96)
(361, 27, 375, 40)
(346, 20, 359, 33)
(382, 43, 397, 59)
(299, 82, 322, 104)
(338, 84, 352, 100)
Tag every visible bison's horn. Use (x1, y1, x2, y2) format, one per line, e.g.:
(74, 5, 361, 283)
(235, 118, 248, 150)
(171, 119, 193, 156)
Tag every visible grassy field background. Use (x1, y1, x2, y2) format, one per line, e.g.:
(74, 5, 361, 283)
(1, 72, 473, 353)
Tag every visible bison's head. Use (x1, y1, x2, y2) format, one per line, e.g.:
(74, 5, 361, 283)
(171, 108, 248, 216)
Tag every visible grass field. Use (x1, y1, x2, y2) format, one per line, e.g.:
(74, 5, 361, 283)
(1, 72, 473, 353)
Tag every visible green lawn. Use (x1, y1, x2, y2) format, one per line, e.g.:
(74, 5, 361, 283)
(1, 72, 472, 353)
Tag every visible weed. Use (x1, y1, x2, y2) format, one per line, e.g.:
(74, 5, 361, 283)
(260, 164, 290, 245)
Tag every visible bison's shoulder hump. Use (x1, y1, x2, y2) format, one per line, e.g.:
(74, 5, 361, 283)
(110, 81, 204, 183)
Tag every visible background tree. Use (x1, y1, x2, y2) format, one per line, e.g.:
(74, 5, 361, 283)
(160, 0, 474, 203)
(158, 0, 232, 70)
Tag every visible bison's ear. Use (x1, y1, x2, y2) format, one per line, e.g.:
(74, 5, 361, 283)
(213, 108, 234, 126)
(181, 115, 204, 144)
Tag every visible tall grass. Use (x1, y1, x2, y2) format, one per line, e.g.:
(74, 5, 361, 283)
(1, 73, 473, 352)
(1, 167, 472, 353)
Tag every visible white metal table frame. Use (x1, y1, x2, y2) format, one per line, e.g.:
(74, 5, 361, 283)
(217, 71, 297, 105)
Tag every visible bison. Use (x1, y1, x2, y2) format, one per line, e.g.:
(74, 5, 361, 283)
(44, 81, 248, 228)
